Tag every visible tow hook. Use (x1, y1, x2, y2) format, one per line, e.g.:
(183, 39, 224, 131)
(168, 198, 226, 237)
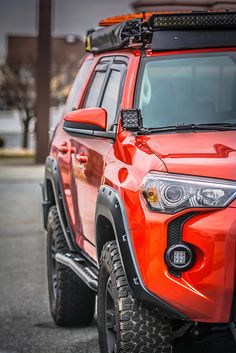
(230, 322, 236, 342)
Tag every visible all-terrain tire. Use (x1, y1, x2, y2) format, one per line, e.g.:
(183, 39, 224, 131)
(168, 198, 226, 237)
(97, 240, 172, 353)
(47, 206, 95, 326)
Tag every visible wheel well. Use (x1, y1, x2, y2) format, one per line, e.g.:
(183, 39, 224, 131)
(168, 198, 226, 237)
(46, 179, 56, 205)
(96, 215, 116, 260)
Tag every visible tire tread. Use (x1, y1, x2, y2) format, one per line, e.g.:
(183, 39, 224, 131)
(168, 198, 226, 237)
(47, 206, 95, 327)
(98, 240, 172, 353)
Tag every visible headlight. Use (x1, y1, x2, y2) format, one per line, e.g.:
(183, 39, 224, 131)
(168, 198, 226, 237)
(141, 172, 236, 214)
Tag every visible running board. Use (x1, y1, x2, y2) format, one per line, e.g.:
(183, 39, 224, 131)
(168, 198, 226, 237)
(55, 252, 98, 292)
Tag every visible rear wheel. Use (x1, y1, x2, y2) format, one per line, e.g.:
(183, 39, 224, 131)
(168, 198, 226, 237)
(47, 206, 95, 326)
(98, 240, 172, 353)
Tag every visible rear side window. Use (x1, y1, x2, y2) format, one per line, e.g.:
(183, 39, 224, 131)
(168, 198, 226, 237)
(101, 69, 123, 131)
(64, 59, 93, 113)
(84, 71, 107, 108)
(83, 58, 127, 132)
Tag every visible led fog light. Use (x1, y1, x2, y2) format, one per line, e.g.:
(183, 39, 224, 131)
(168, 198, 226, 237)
(165, 244, 194, 271)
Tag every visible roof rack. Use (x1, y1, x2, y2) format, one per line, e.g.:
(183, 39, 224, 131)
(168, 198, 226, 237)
(86, 10, 236, 54)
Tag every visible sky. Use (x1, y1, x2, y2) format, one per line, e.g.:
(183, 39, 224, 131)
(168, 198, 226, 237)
(0, 0, 132, 58)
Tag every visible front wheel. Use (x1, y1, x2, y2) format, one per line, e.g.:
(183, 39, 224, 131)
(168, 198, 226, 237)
(97, 241, 172, 353)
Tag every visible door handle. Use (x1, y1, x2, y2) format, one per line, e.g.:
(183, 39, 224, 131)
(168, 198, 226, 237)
(75, 154, 88, 164)
(59, 143, 68, 154)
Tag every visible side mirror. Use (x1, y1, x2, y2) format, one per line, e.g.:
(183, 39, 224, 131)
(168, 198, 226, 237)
(63, 107, 107, 134)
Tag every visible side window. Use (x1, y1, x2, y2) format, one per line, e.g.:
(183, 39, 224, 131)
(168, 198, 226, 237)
(84, 71, 107, 108)
(64, 59, 93, 114)
(101, 68, 124, 131)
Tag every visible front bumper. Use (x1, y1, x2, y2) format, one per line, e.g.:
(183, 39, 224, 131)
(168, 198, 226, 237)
(130, 205, 236, 323)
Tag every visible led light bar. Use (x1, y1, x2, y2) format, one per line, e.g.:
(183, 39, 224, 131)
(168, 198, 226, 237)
(150, 11, 236, 30)
(98, 11, 192, 27)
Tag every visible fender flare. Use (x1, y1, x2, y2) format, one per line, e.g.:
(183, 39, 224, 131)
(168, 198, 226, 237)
(42, 156, 77, 251)
(95, 185, 187, 320)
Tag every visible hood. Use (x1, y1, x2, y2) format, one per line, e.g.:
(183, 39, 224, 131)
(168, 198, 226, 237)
(139, 131, 236, 181)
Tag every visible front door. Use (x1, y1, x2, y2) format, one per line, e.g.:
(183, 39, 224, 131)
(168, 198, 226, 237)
(70, 56, 128, 259)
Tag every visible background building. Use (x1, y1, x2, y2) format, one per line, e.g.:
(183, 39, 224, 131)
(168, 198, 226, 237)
(7, 35, 84, 67)
(0, 35, 85, 149)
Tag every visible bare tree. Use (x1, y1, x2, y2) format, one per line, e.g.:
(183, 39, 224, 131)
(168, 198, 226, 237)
(51, 64, 77, 106)
(0, 62, 36, 148)
(0, 60, 77, 149)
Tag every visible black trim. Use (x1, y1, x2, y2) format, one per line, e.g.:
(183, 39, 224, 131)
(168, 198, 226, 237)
(42, 156, 78, 252)
(152, 30, 236, 51)
(167, 212, 196, 248)
(114, 55, 129, 65)
(40, 182, 51, 228)
(64, 120, 106, 132)
(166, 212, 196, 277)
(95, 185, 188, 320)
(95, 63, 109, 72)
(63, 126, 116, 140)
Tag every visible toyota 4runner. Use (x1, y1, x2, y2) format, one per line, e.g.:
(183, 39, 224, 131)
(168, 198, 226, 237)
(42, 10, 236, 353)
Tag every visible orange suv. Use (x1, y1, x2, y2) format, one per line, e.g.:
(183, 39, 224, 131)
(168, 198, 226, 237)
(42, 11, 236, 353)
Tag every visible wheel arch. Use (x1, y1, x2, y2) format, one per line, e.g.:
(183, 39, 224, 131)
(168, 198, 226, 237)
(45, 178, 56, 206)
(96, 214, 116, 261)
(42, 156, 77, 252)
(95, 185, 188, 320)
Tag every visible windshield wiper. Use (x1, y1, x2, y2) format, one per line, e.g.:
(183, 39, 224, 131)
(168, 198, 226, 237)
(138, 123, 236, 134)
(195, 123, 236, 129)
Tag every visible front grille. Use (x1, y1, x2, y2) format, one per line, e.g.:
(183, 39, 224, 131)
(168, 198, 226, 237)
(167, 212, 196, 277)
(167, 212, 195, 248)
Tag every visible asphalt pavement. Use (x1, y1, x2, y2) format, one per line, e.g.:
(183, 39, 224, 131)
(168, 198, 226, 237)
(0, 159, 235, 353)
(0, 159, 99, 353)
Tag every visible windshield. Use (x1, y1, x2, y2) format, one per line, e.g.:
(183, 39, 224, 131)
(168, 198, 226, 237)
(137, 52, 236, 128)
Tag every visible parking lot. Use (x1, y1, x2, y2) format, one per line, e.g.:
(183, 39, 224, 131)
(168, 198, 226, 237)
(0, 159, 235, 353)
(0, 160, 99, 353)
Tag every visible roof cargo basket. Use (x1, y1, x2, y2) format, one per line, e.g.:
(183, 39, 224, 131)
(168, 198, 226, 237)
(86, 10, 236, 53)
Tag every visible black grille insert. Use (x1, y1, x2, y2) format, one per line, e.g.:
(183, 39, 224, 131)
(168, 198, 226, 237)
(167, 212, 196, 277)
